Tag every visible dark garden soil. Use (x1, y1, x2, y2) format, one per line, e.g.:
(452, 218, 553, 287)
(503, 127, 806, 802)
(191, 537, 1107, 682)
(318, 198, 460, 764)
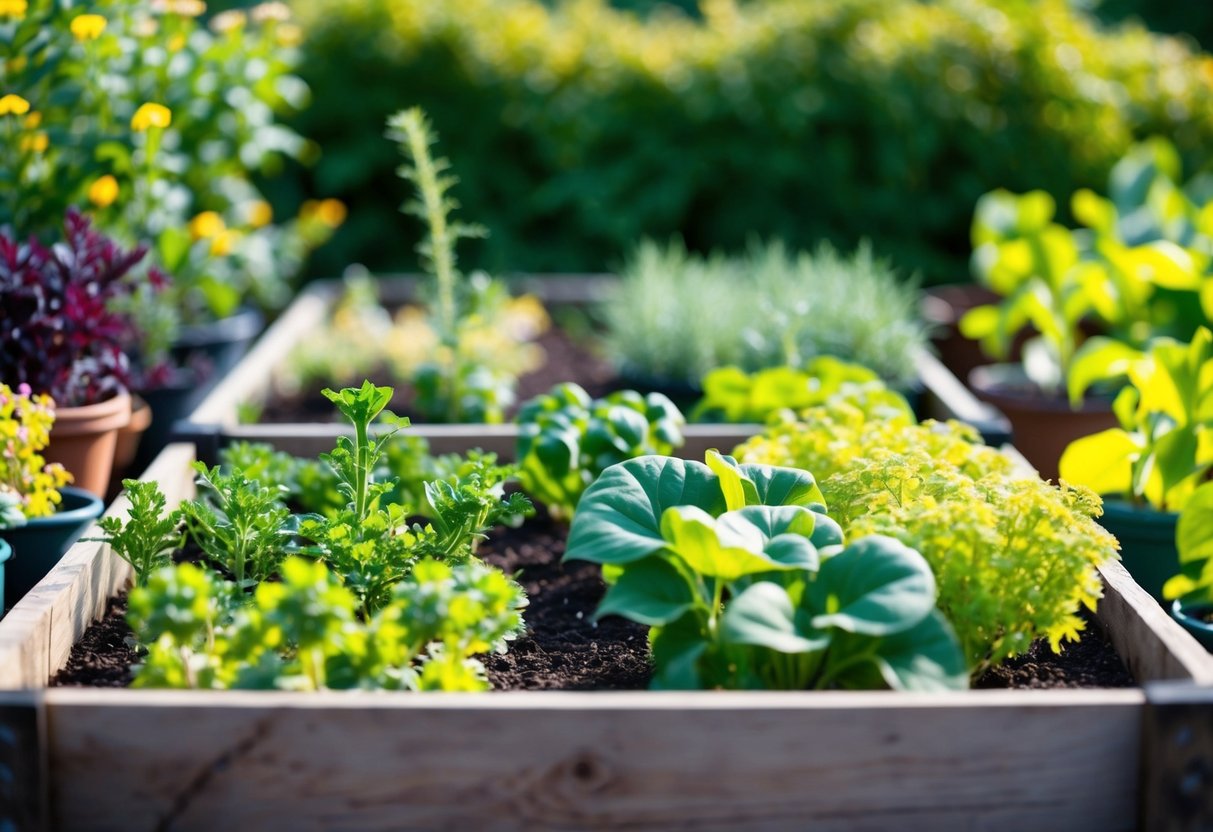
(258, 323, 621, 424)
(51, 515, 1135, 691)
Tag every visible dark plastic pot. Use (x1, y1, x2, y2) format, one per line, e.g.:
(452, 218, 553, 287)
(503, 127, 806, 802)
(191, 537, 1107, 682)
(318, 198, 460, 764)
(1, 487, 105, 610)
(1171, 598, 1213, 651)
(135, 307, 264, 470)
(969, 363, 1117, 482)
(1098, 500, 1179, 606)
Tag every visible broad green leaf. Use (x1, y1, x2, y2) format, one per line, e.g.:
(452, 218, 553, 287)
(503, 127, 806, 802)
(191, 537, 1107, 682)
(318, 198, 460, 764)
(1067, 337, 1142, 408)
(706, 449, 749, 512)
(831, 611, 969, 692)
(1177, 482, 1213, 568)
(1058, 429, 1139, 496)
(720, 582, 828, 653)
(1072, 188, 1117, 234)
(1154, 424, 1200, 498)
(806, 535, 936, 636)
(718, 506, 821, 571)
(597, 556, 697, 626)
(660, 506, 797, 580)
(736, 462, 825, 508)
(958, 304, 999, 340)
(565, 456, 725, 565)
(1128, 242, 1201, 291)
(650, 611, 708, 690)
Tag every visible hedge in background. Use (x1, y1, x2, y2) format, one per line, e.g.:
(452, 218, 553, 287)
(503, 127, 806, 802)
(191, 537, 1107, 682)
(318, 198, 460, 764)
(291, 0, 1213, 282)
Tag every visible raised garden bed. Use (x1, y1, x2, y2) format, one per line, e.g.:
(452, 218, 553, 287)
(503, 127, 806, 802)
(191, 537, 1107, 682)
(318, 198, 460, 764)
(174, 275, 1013, 464)
(1, 439, 1212, 831)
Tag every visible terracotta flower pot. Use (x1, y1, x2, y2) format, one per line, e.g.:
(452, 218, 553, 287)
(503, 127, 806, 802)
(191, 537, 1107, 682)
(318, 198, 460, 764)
(45, 391, 132, 497)
(969, 364, 1117, 482)
(111, 395, 153, 481)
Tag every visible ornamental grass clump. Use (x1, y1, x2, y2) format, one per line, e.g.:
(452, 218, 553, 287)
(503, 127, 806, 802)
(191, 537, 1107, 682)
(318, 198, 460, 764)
(735, 389, 1117, 673)
(604, 239, 925, 389)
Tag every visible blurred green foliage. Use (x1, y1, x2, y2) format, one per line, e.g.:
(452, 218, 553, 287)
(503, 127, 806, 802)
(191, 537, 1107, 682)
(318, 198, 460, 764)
(289, 0, 1213, 282)
(1091, 0, 1213, 50)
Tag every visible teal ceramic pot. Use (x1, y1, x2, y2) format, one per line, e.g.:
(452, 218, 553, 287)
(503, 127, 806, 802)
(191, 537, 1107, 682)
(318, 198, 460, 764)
(0, 539, 10, 616)
(1097, 500, 1179, 605)
(1171, 599, 1213, 651)
(1, 487, 105, 610)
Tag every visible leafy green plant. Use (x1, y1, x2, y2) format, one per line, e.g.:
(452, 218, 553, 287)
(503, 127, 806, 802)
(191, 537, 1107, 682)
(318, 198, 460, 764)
(91, 480, 182, 587)
(604, 240, 926, 388)
(1165, 481, 1213, 604)
(179, 462, 295, 588)
(565, 451, 967, 691)
(691, 358, 910, 424)
(516, 383, 685, 518)
(127, 556, 526, 691)
(1060, 327, 1213, 512)
(384, 107, 536, 423)
(736, 396, 1115, 671)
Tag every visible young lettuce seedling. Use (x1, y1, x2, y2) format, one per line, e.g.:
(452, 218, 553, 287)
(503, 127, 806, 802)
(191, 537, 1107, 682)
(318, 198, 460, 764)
(516, 383, 685, 519)
(564, 451, 967, 691)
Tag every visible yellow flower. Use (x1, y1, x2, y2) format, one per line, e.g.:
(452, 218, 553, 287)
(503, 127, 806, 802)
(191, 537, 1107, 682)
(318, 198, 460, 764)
(70, 14, 107, 42)
(0, 0, 27, 19)
(19, 132, 47, 153)
(88, 175, 120, 208)
(23, 111, 40, 129)
(130, 102, 171, 131)
(168, 33, 186, 52)
(314, 198, 347, 228)
(188, 211, 225, 240)
(247, 200, 273, 228)
(0, 95, 30, 116)
(210, 228, 242, 257)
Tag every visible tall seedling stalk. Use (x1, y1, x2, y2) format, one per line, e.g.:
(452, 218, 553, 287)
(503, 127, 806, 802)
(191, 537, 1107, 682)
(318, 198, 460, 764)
(387, 108, 485, 421)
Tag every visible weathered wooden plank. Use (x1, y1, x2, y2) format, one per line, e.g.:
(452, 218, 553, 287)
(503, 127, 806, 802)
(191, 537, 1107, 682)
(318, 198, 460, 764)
(1140, 681, 1213, 831)
(0, 444, 198, 690)
(44, 688, 1144, 832)
(1097, 557, 1213, 686)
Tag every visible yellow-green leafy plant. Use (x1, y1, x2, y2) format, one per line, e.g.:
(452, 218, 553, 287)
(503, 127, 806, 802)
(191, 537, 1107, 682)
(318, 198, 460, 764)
(1060, 327, 1213, 513)
(691, 357, 910, 424)
(1165, 481, 1213, 604)
(735, 390, 1116, 672)
(0, 382, 72, 526)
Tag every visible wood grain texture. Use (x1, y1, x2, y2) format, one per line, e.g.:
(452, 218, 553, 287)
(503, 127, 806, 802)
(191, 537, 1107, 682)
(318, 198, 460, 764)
(44, 688, 1144, 832)
(0, 444, 197, 690)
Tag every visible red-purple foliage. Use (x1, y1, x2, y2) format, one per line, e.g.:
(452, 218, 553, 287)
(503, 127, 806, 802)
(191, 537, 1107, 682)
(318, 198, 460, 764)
(0, 210, 167, 407)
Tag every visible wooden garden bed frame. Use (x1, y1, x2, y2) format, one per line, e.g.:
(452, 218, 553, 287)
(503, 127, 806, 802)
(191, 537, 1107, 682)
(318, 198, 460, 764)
(173, 274, 1012, 464)
(0, 437, 1211, 831)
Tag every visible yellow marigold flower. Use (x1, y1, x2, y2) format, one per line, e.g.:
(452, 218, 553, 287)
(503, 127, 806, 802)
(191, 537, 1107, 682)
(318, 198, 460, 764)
(19, 132, 47, 153)
(88, 175, 120, 208)
(247, 200, 273, 228)
(23, 111, 40, 129)
(210, 9, 245, 33)
(250, 1, 289, 23)
(70, 14, 107, 41)
(315, 198, 347, 228)
(0, 94, 30, 116)
(210, 228, 242, 257)
(0, 0, 27, 19)
(130, 102, 171, 131)
(188, 211, 225, 240)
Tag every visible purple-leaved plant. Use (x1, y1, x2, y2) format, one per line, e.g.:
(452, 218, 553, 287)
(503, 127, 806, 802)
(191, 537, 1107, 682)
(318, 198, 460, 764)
(0, 209, 168, 407)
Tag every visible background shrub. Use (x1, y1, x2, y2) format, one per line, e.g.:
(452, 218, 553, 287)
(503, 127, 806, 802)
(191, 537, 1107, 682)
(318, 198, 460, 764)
(287, 0, 1213, 282)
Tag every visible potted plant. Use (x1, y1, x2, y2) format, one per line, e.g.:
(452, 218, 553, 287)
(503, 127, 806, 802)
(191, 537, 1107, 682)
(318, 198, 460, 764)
(1164, 481, 1213, 649)
(962, 141, 1210, 480)
(1059, 327, 1213, 602)
(0, 383, 104, 610)
(0, 210, 179, 494)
